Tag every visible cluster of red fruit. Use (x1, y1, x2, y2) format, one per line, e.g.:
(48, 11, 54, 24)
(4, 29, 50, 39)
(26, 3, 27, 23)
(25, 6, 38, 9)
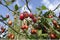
(49, 19, 60, 39)
(7, 33, 14, 39)
(20, 11, 37, 34)
(52, 20, 60, 28)
(47, 13, 60, 28)
(5, 12, 60, 39)
(21, 25, 37, 34)
(5, 14, 14, 39)
(21, 25, 28, 30)
(19, 11, 37, 23)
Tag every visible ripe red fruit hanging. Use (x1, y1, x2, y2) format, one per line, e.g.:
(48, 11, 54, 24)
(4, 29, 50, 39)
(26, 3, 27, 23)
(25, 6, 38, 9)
(32, 17, 37, 23)
(29, 13, 34, 19)
(1, 29, 5, 33)
(10, 34, 14, 39)
(21, 25, 28, 30)
(7, 34, 14, 39)
(6, 14, 9, 18)
(8, 20, 12, 25)
(7, 34, 11, 38)
(19, 13, 24, 20)
(24, 25, 28, 29)
(31, 29, 37, 34)
(52, 20, 57, 25)
(55, 25, 60, 28)
(50, 33, 56, 39)
(48, 15, 53, 18)
(23, 11, 29, 18)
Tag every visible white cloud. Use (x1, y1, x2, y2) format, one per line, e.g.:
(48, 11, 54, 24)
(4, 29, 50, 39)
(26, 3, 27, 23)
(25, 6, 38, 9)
(42, 0, 60, 10)
(21, 5, 30, 13)
(48, 4, 55, 10)
(54, 7, 60, 16)
(42, 0, 50, 5)
(42, 0, 54, 10)
(21, 5, 32, 13)
(42, 0, 60, 16)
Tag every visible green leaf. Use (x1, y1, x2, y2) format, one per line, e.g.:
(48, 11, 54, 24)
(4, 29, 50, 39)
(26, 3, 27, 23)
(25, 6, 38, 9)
(36, 8, 42, 16)
(42, 34, 48, 37)
(37, 30, 42, 37)
(41, 5, 47, 10)
(15, 4, 19, 11)
(38, 11, 42, 16)
(0, 15, 7, 21)
(3, 18, 8, 21)
(43, 10, 54, 17)
(41, 17, 46, 23)
(36, 8, 41, 11)
(46, 18, 52, 22)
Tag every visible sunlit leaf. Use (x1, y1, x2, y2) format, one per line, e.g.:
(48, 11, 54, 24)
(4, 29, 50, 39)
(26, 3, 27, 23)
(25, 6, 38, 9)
(41, 5, 47, 10)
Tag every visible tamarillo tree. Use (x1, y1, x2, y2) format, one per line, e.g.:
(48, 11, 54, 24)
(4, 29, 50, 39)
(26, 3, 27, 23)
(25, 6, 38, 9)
(0, 0, 60, 40)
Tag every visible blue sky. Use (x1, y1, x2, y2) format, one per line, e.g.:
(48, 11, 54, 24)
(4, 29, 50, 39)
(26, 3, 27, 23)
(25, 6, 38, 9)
(0, 0, 60, 16)
(0, 0, 60, 20)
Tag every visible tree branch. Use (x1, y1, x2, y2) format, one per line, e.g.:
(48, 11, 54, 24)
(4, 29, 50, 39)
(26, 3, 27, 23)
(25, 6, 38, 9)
(26, 0, 31, 12)
(0, 2, 17, 14)
(53, 4, 60, 11)
(1, 3, 14, 12)
(0, 19, 23, 36)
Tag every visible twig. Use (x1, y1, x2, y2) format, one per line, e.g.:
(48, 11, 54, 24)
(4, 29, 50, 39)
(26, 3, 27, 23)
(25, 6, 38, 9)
(1, 3, 14, 12)
(26, 0, 31, 12)
(0, 2, 17, 14)
(53, 4, 60, 11)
